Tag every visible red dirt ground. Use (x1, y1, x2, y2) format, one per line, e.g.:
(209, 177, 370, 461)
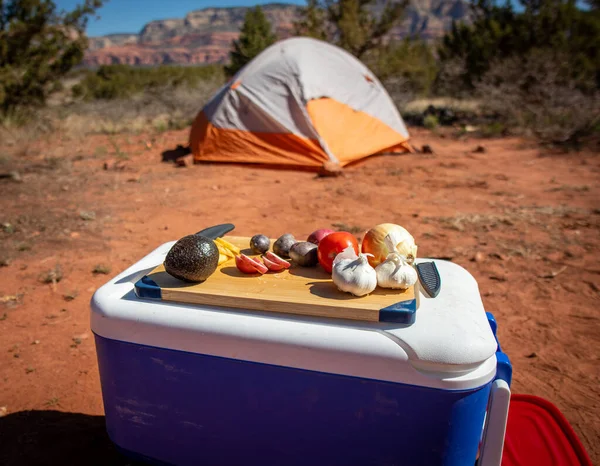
(1, 127, 598, 465)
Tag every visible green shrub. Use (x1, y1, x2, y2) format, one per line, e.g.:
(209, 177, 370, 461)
(72, 64, 225, 101)
(476, 49, 599, 146)
(423, 114, 439, 130)
(434, 0, 599, 147)
(374, 40, 438, 97)
(293, 0, 409, 60)
(0, 0, 104, 112)
(437, 0, 599, 92)
(362, 39, 440, 108)
(480, 122, 507, 138)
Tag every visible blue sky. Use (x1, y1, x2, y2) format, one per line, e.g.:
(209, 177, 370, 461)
(56, 0, 306, 36)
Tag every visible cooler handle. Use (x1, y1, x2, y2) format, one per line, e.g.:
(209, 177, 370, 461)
(478, 379, 511, 466)
(477, 312, 513, 466)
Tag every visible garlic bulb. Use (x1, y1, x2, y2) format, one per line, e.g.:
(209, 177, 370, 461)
(375, 252, 418, 289)
(384, 230, 417, 265)
(332, 246, 377, 297)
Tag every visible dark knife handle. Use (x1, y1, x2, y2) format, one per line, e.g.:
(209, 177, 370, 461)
(416, 261, 441, 298)
(195, 223, 235, 239)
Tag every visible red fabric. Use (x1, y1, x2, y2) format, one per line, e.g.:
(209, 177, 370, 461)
(503, 394, 592, 466)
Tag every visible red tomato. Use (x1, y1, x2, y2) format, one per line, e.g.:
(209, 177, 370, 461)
(317, 232, 359, 273)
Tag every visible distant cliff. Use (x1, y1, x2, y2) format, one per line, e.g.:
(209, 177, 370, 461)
(84, 1, 469, 66)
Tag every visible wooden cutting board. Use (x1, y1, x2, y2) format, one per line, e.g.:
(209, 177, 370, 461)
(134, 236, 418, 324)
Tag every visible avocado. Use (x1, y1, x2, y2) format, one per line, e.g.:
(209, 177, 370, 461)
(164, 234, 219, 282)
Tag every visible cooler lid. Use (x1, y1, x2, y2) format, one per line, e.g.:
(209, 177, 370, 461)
(91, 241, 499, 391)
(385, 258, 498, 372)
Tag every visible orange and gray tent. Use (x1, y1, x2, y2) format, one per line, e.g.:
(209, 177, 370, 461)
(189, 37, 411, 169)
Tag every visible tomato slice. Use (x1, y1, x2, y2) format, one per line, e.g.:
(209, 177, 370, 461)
(263, 251, 291, 269)
(262, 256, 287, 271)
(235, 254, 268, 274)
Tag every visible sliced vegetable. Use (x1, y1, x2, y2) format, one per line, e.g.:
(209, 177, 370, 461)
(218, 253, 231, 265)
(215, 242, 235, 258)
(215, 237, 241, 255)
(263, 251, 291, 270)
(235, 254, 268, 274)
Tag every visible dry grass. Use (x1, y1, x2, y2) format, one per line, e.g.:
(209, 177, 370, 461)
(62, 290, 78, 302)
(423, 205, 597, 260)
(60, 82, 221, 136)
(425, 205, 591, 232)
(403, 98, 481, 114)
(546, 185, 590, 193)
(92, 264, 111, 275)
(39, 264, 63, 284)
(331, 222, 364, 234)
(0, 79, 223, 144)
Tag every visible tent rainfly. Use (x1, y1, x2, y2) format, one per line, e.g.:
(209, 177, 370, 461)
(189, 37, 412, 169)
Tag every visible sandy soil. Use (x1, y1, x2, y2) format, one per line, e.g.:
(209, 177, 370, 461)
(0, 127, 598, 465)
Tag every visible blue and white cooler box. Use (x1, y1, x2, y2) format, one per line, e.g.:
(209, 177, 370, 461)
(91, 241, 513, 466)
